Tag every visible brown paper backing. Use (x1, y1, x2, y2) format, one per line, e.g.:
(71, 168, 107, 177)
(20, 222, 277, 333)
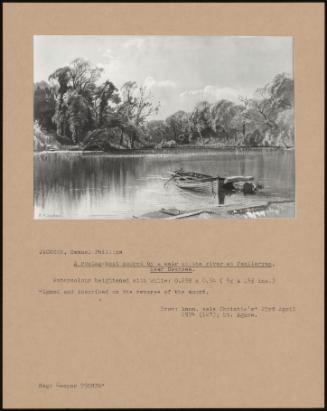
(3, 3, 324, 408)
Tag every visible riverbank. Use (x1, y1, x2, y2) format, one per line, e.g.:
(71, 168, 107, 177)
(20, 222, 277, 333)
(34, 145, 294, 155)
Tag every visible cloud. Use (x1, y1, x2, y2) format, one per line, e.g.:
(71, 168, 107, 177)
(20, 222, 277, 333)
(143, 76, 176, 90)
(145, 82, 243, 120)
(96, 49, 125, 84)
(102, 49, 113, 59)
(179, 85, 243, 111)
(137, 77, 178, 120)
(102, 48, 116, 61)
(96, 62, 105, 69)
(96, 59, 125, 85)
(180, 85, 240, 102)
(122, 38, 146, 51)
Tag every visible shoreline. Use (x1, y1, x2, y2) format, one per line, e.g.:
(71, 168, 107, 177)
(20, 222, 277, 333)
(34, 145, 295, 156)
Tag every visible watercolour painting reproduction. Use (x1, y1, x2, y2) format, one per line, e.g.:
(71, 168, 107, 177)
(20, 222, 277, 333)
(34, 36, 295, 219)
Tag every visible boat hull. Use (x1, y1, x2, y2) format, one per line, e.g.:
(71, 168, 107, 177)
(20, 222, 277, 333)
(175, 179, 218, 193)
(170, 170, 257, 195)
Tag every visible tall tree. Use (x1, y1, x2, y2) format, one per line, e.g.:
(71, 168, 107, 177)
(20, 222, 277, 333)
(95, 81, 120, 127)
(117, 81, 160, 147)
(34, 82, 56, 130)
(69, 58, 103, 94)
(210, 100, 240, 142)
(66, 91, 93, 143)
(48, 67, 72, 136)
(145, 120, 172, 145)
(166, 111, 191, 143)
(119, 81, 160, 125)
(190, 101, 212, 143)
(49, 58, 108, 141)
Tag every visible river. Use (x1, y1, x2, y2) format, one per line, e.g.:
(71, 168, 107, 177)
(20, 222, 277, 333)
(34, 149, 295, 219)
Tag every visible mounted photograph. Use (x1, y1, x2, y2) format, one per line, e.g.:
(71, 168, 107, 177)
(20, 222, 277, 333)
(34, 35, 295, 219)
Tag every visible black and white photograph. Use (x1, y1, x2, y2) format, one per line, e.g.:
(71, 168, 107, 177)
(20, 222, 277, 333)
(34, 35, 295, 219)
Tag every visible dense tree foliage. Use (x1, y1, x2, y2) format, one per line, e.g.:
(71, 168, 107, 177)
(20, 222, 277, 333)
(34, 59, 294, 151)
(34, 82, 56, 131)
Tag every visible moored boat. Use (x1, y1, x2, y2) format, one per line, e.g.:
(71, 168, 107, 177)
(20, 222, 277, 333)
(169, 169, 258, 194)
(170, 170, 219, 192)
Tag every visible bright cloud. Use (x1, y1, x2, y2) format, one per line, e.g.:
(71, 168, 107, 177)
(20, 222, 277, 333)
(179, 85, 246, 112)
(143, 76, 176, 90)
(102, 48, 115, 60)
(122, 38, 146, 51)
(180, 85, 241, 103)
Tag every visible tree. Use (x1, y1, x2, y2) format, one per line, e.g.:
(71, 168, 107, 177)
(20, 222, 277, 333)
(145, 120, 171, 145)
(49, 66, 72, 94)
(36, 62, 294, 150)
(246, 73, 294, 132)
(66, 91, 93, 143)
(116, 81, 160, 147)
(210, 100, 240, 142)
(190, 101, 212, 143)
(34, 82, 56, 130)
(94, 81, 120, 127)
(274, 108, 294, 147)
(69, 58, 103, 95)
(134, 85, 160, 126)
(166, 111, 191, 143)
(119, 81, 160, 126)
(49, 67, 72, 136)
(48, 58, 112, 142)
(238, 73, 295, 146)
(256, 73, 294, 111)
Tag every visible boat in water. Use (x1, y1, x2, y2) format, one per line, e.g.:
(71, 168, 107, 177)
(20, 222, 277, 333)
(169, 169, 260, 194)
(169, 170, 219, 193)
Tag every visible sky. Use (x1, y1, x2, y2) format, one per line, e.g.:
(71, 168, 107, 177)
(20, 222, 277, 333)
(34, 36, 293, 120)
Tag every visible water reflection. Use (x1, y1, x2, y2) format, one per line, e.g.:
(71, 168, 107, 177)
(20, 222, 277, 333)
(34, 150, 295, 219)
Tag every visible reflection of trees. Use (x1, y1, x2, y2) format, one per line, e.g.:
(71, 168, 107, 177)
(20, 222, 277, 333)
(35, 150, 295, 218)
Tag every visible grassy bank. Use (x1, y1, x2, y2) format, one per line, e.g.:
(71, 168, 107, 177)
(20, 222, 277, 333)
(34, 144, 294, 155)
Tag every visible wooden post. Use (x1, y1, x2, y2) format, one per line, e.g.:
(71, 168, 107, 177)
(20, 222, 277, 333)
(218, 178, 225, 205)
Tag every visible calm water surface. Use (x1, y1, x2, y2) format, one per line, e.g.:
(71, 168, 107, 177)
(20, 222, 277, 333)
(34, 150, 295, 219)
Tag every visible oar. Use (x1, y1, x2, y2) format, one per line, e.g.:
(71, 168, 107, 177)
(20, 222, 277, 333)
(164, 175, 175, 188)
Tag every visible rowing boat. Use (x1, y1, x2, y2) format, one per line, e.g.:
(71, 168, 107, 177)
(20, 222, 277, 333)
(170, 170, 219, 192)
(170, 169, 257, 193)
